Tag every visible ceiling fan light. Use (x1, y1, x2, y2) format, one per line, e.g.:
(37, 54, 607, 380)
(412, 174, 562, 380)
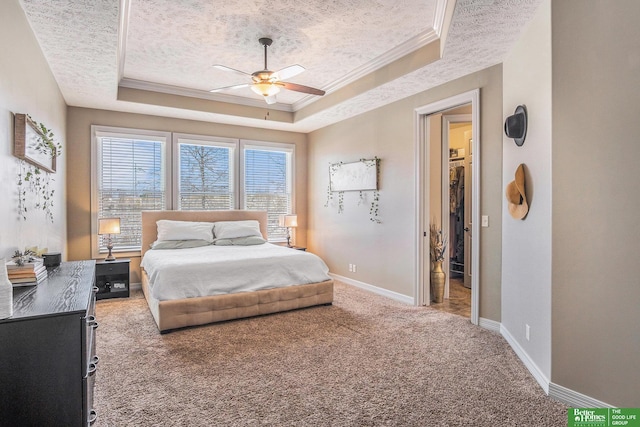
(251, 82, 280, 97)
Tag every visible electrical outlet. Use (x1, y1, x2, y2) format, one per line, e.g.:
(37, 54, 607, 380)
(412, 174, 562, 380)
(526, 324, 530, 341)
(348, 264, 353, 272)
(353, 264, 357, 273)
(482, 215, 489, 227)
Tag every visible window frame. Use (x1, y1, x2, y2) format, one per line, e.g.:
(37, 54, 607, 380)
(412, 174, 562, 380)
(172, 133, 240, 210)
(90, 125, 172, 259)
(240, 139, 296, 242)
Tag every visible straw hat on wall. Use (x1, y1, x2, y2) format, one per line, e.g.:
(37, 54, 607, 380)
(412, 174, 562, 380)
(506, 164, 528, 220)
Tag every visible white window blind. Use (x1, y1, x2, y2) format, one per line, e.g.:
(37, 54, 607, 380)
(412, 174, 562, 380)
(177, 139, 235, 210)
(242, 144, 293, 240)
(96, 134, 167, 252)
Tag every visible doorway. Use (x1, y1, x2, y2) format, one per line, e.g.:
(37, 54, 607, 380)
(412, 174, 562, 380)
(414, 89, 480, 325)
(443, 114, 472, 293)
(441, 113, 472, 317)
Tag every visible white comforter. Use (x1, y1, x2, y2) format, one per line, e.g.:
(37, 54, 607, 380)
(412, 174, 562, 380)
(140, 243, 331, 301)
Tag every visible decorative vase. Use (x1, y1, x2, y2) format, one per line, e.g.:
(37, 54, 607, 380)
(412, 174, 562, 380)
(430, 260, 446, 304)
(0, 258, 13, 319)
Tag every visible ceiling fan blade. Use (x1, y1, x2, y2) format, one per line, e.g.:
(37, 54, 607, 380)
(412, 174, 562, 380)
(281, 82, 325, 96)
(274, 64, 305, 81)
(209, 83, 249, 93)
(265, 95, 277, 105)
(213, 65, 252, 77)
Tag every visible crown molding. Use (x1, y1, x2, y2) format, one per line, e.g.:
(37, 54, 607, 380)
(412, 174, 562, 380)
(116, 0, 449, 113)
(432, 0, 450, 37)
(118, 78, 294, 112)
(292, 27, 441, 111)
(117, 0, 131, 82)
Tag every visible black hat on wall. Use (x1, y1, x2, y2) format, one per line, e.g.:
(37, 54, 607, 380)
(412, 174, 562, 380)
(504, 105, 527, 146)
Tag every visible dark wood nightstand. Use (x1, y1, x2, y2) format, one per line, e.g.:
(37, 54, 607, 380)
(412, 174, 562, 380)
(95, 258, 130, 300)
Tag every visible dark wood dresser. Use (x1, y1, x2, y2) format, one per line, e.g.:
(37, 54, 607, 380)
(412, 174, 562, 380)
(0, 260, 98, 426)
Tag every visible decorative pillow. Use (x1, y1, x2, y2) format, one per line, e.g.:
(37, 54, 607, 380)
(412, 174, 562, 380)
(156, 220, 214, 243)
(150, 240, 212, 250)
(213, 220, 262, 240)
(213, 236, 266, 246)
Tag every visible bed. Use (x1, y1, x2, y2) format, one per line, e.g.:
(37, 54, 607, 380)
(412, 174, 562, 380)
(140, 210, 334, 332)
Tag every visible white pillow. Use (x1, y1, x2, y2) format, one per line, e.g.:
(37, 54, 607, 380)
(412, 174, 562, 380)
(151, 239, 212, 250)
(156, 220, 214, 243)
(213, 220, 262, 240)
(213, 236, 266, 246)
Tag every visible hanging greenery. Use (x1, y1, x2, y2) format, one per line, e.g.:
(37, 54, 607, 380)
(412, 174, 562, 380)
(325, 157, 381, 223)
(369, 189, 381, 224)
(16, 116, 61, 223)
(30, 116, 62, 159)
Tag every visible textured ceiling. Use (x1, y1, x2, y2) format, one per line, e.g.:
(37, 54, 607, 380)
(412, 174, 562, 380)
(19, 0, 542, 133)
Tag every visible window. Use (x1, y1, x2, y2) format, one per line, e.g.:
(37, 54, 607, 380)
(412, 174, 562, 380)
(241, 141, 294, 240)
(91, 127, 171, 257)
(174, 135, 237, 210)
(91, 129, 295, 255)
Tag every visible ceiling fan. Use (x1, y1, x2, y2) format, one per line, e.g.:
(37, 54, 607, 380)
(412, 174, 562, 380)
(210, 37, 325, 105)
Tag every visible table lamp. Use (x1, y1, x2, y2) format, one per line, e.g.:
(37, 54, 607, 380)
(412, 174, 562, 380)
(279, 214, 298, 247)
(98, 217, 121, 261)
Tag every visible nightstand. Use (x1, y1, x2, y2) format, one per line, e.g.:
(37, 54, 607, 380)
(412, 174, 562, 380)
(276, 243, 306, 251)
(95, 258, 130, 300)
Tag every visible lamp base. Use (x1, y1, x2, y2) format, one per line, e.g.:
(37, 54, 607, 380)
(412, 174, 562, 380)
(104, 243, 116, 262)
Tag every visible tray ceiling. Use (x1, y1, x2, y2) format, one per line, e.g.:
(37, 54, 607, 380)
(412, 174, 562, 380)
(19, 0, 542, 132)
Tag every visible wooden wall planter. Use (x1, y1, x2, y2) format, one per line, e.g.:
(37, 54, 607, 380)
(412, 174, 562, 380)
(14, 113, 56, 173)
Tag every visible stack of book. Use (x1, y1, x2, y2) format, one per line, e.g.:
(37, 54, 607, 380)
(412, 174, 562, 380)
(6, 259, 47, 287)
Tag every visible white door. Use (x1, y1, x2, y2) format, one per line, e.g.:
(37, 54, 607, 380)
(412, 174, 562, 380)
(463, 131, 472, 289)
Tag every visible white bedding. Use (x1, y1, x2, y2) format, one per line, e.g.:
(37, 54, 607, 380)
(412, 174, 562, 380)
(140, 243, 331, 301)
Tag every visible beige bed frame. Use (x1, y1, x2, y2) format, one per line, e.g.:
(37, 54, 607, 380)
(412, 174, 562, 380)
(140, 210, 334, 332)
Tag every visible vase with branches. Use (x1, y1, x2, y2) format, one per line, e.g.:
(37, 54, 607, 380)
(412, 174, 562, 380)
(429, 222, 447, 303)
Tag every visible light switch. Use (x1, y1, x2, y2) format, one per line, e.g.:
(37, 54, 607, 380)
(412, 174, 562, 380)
(481, 215, 489, 227)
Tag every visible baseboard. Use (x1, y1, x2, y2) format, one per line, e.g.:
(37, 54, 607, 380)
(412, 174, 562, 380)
(478, 317, 501, 333)
(130, 282, 142, 291)
(500, 324, 550, 394)
(329, 273, 414, 305)
(548, 382, 614, 408)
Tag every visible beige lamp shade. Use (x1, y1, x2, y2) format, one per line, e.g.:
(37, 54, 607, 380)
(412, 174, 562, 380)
(98, 217, 121, 235)
(279, 214, 298, 228)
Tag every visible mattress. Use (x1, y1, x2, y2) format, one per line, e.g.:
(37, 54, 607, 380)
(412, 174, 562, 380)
(140, 243, 331, 301)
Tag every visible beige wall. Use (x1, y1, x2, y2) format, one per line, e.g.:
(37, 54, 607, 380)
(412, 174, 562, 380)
(66, 107, 308, 282)
(308, 65, 503, 321)
(551, 0, 640, 406)
(0, 0, 67, 259)
(502, 0, 553, 382)
(449, 123, 471, 152)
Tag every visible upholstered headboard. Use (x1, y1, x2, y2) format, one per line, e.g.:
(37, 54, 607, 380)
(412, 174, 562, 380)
(140, 210, 268, 258)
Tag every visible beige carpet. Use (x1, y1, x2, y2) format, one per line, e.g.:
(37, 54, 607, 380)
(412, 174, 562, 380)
(94, 282, 566, 426)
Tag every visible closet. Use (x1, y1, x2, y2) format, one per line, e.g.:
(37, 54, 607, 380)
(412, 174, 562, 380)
(449, 154, 465, 279)
(445, 119, 472, 291)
